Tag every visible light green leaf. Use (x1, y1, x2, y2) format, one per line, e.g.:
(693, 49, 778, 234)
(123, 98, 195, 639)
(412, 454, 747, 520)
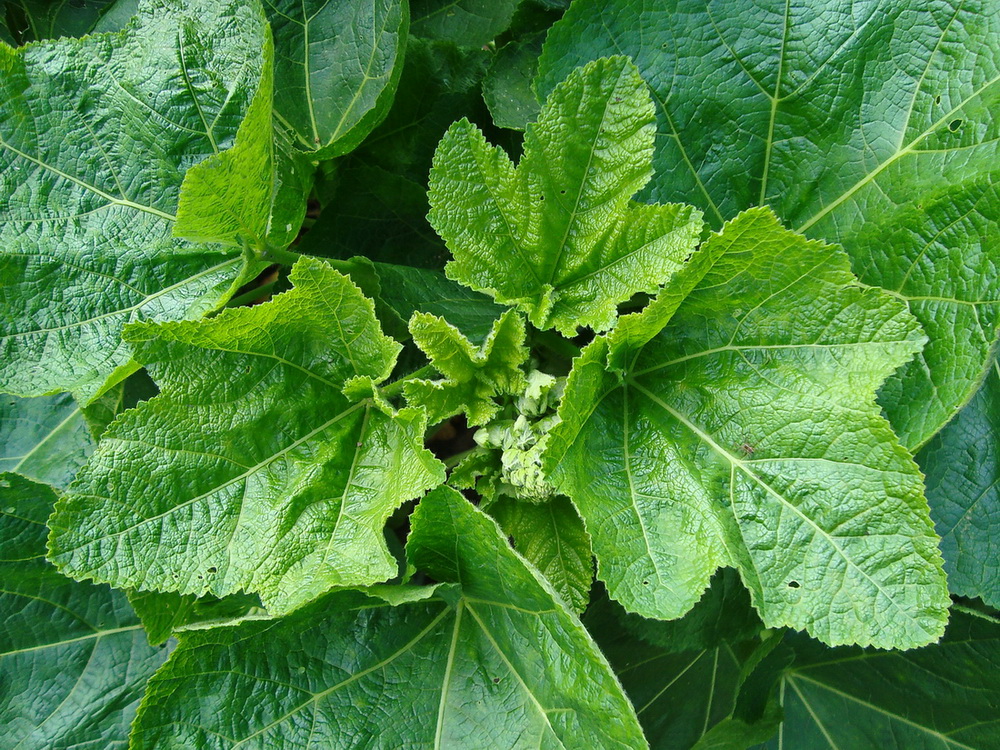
(0, 472, 168, 749)
(130, 486, 646, 749)
(489, 494, 593, 613)
(546, 208, 948, 649)
(174, 31, 311, 251)
(428, 55, 703, 335)
(49, 258, 444, 615)
(919, 357, 1000, 608)
(761, 613, 1000, 749)
(0, 392, 93, 489)
(411, 0, 522, 47)
(264, 0, 407, 159)
(0, 0, 269, 402)
(538, 0, 1000, 450)
(405, 308, 528, 425)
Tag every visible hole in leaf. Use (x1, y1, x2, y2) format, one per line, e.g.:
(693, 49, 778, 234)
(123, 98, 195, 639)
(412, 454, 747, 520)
(934, 94, 941, 105)
(642, 580, 649, 586)
(949, 119, 963, 132)
(207, 566, 217, 574)
(493, 677, 501, 684)
(787, 580, 800, 589)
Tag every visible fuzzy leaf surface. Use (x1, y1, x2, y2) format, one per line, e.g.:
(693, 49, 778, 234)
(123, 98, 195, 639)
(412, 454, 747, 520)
(49, 258, 444, 615)
(0, 392, 93, 489)
(429, 55, 703, 335)
(546, 208, 948, 649)
(0, 473, 168, 749)
(539, 0, 1000, 450)
(760, 613, 1000, 749)
(130, 486, 646, 749)
(405, 308, 528, 425)
(0, 0, 269, 402)
(264, 0, 407, 159)
(919, 358, 1000, 608)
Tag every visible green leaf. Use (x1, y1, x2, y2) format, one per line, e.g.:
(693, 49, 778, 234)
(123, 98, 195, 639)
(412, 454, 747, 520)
(760, 612, 1000, 749)
(538, 0, 1000, 451)
(2, 0, 119, 43)
(429, 55, 703, 335)
(546, 208, 948, 649)
(126, 589, 262, 645)
(130, 486, 647, 749)
(264, 0, 408, 159)
(174, 31, 311, 252)
(48, 258, 444, 615)
(405, 308, 528, 425)
(0, 472, 168, 749)
(0, 0, 270, 402)
(483, 33, 544, 131)
(919, 357, 1000, 608)
(0, 392, 93, 489)
(489, 494, 593, 613)
(411, 0, 522, 47)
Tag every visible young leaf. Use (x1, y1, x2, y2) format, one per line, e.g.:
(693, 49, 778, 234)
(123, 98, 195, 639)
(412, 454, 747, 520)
(48, 258, 444, 615)
(546, 208, 949, 649)
(919, 357, 1000, 608)
(761, 613, 1000, 749)
(0, 0, 269, 402)
(130, 486, 647, 749)
(0, 473, 168, 749)
(489, 494, 593, 613)
(0, 392, 93, 489)
(537, 0, 1000, 450)
(264, 0, 408, 159)
(428, 55, 703, 335)
(404, 308, 528, 425)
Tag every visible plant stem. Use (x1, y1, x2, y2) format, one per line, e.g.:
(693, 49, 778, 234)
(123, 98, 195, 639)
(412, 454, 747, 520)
(445, 447, 480, 469)
(226, 279, 280, 308)
(381, 365, 436, 399)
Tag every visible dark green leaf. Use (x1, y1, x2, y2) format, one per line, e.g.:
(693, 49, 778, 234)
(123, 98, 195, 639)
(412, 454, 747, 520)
(0, 392, 92, 489)
(3, 0, 118, 43)
(482, 33, 543, 130)
(411, 0, 522, 47)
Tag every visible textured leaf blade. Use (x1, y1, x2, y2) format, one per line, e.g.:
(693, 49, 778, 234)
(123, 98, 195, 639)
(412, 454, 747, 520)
(130, 486, 646, 749)
(264, 0, 407, 159)
(538, 0, 1000, 450)
(411, 0, 522, 48)
(547, 208, 948, 649)
(0, 473, 168, 749)
(761, 613, 1000, 749)
(0, 0, 268, 402)
(429, 55, 703, 334)
(49, 258, 444, 615)
(0, 392, 93, 489)
(919, 358, 1000, 608)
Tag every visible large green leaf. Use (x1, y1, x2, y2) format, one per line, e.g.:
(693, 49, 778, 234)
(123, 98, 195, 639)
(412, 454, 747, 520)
(48, 258, 444, 615)
(0, 472, 168, 749)
(538, 0, 1000, 450)
(0, 0, 269, 402)
(0, 392, 93, 489)
(919, 357, 1000, 608)
(264, 0, 407, 160)
(410, 0, 522, 47)
(759, 612, 1000, 749)
(546, 208, 948, 649)
(428, 55, 703, 335)
(130, 486, 646, 749)
(1, 0, 119, 43)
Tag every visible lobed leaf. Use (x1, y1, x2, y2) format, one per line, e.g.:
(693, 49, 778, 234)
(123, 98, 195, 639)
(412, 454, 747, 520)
(48, 258, 444, 615)
(0, 473, 168, 749)
(429, 55, 703, 335)
(546, 208, 949, 649)
(538, 0, 1000, 450)
(130, 486, 646, 749)
(0, 0, 271, 402)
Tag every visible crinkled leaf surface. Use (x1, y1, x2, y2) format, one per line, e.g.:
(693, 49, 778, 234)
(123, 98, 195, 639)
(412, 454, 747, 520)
(760, 612, 1000, 749)
(0, 392, 93, 489)
(410, 0, 521, 47)
(428, 55, 703, 335)
(919, 357, 1000, 608)
(0, 472, 168, 749)
(130, 486, 646, 749)
(538, 0, 1000, 450)
(546, 208, 948, 649)
(490, 494, 593, 613)
(264, 0, 407, 159)
(0, 0, 268, 402)
(49, 258, 444, 615)
(405, 308, 528, 425)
